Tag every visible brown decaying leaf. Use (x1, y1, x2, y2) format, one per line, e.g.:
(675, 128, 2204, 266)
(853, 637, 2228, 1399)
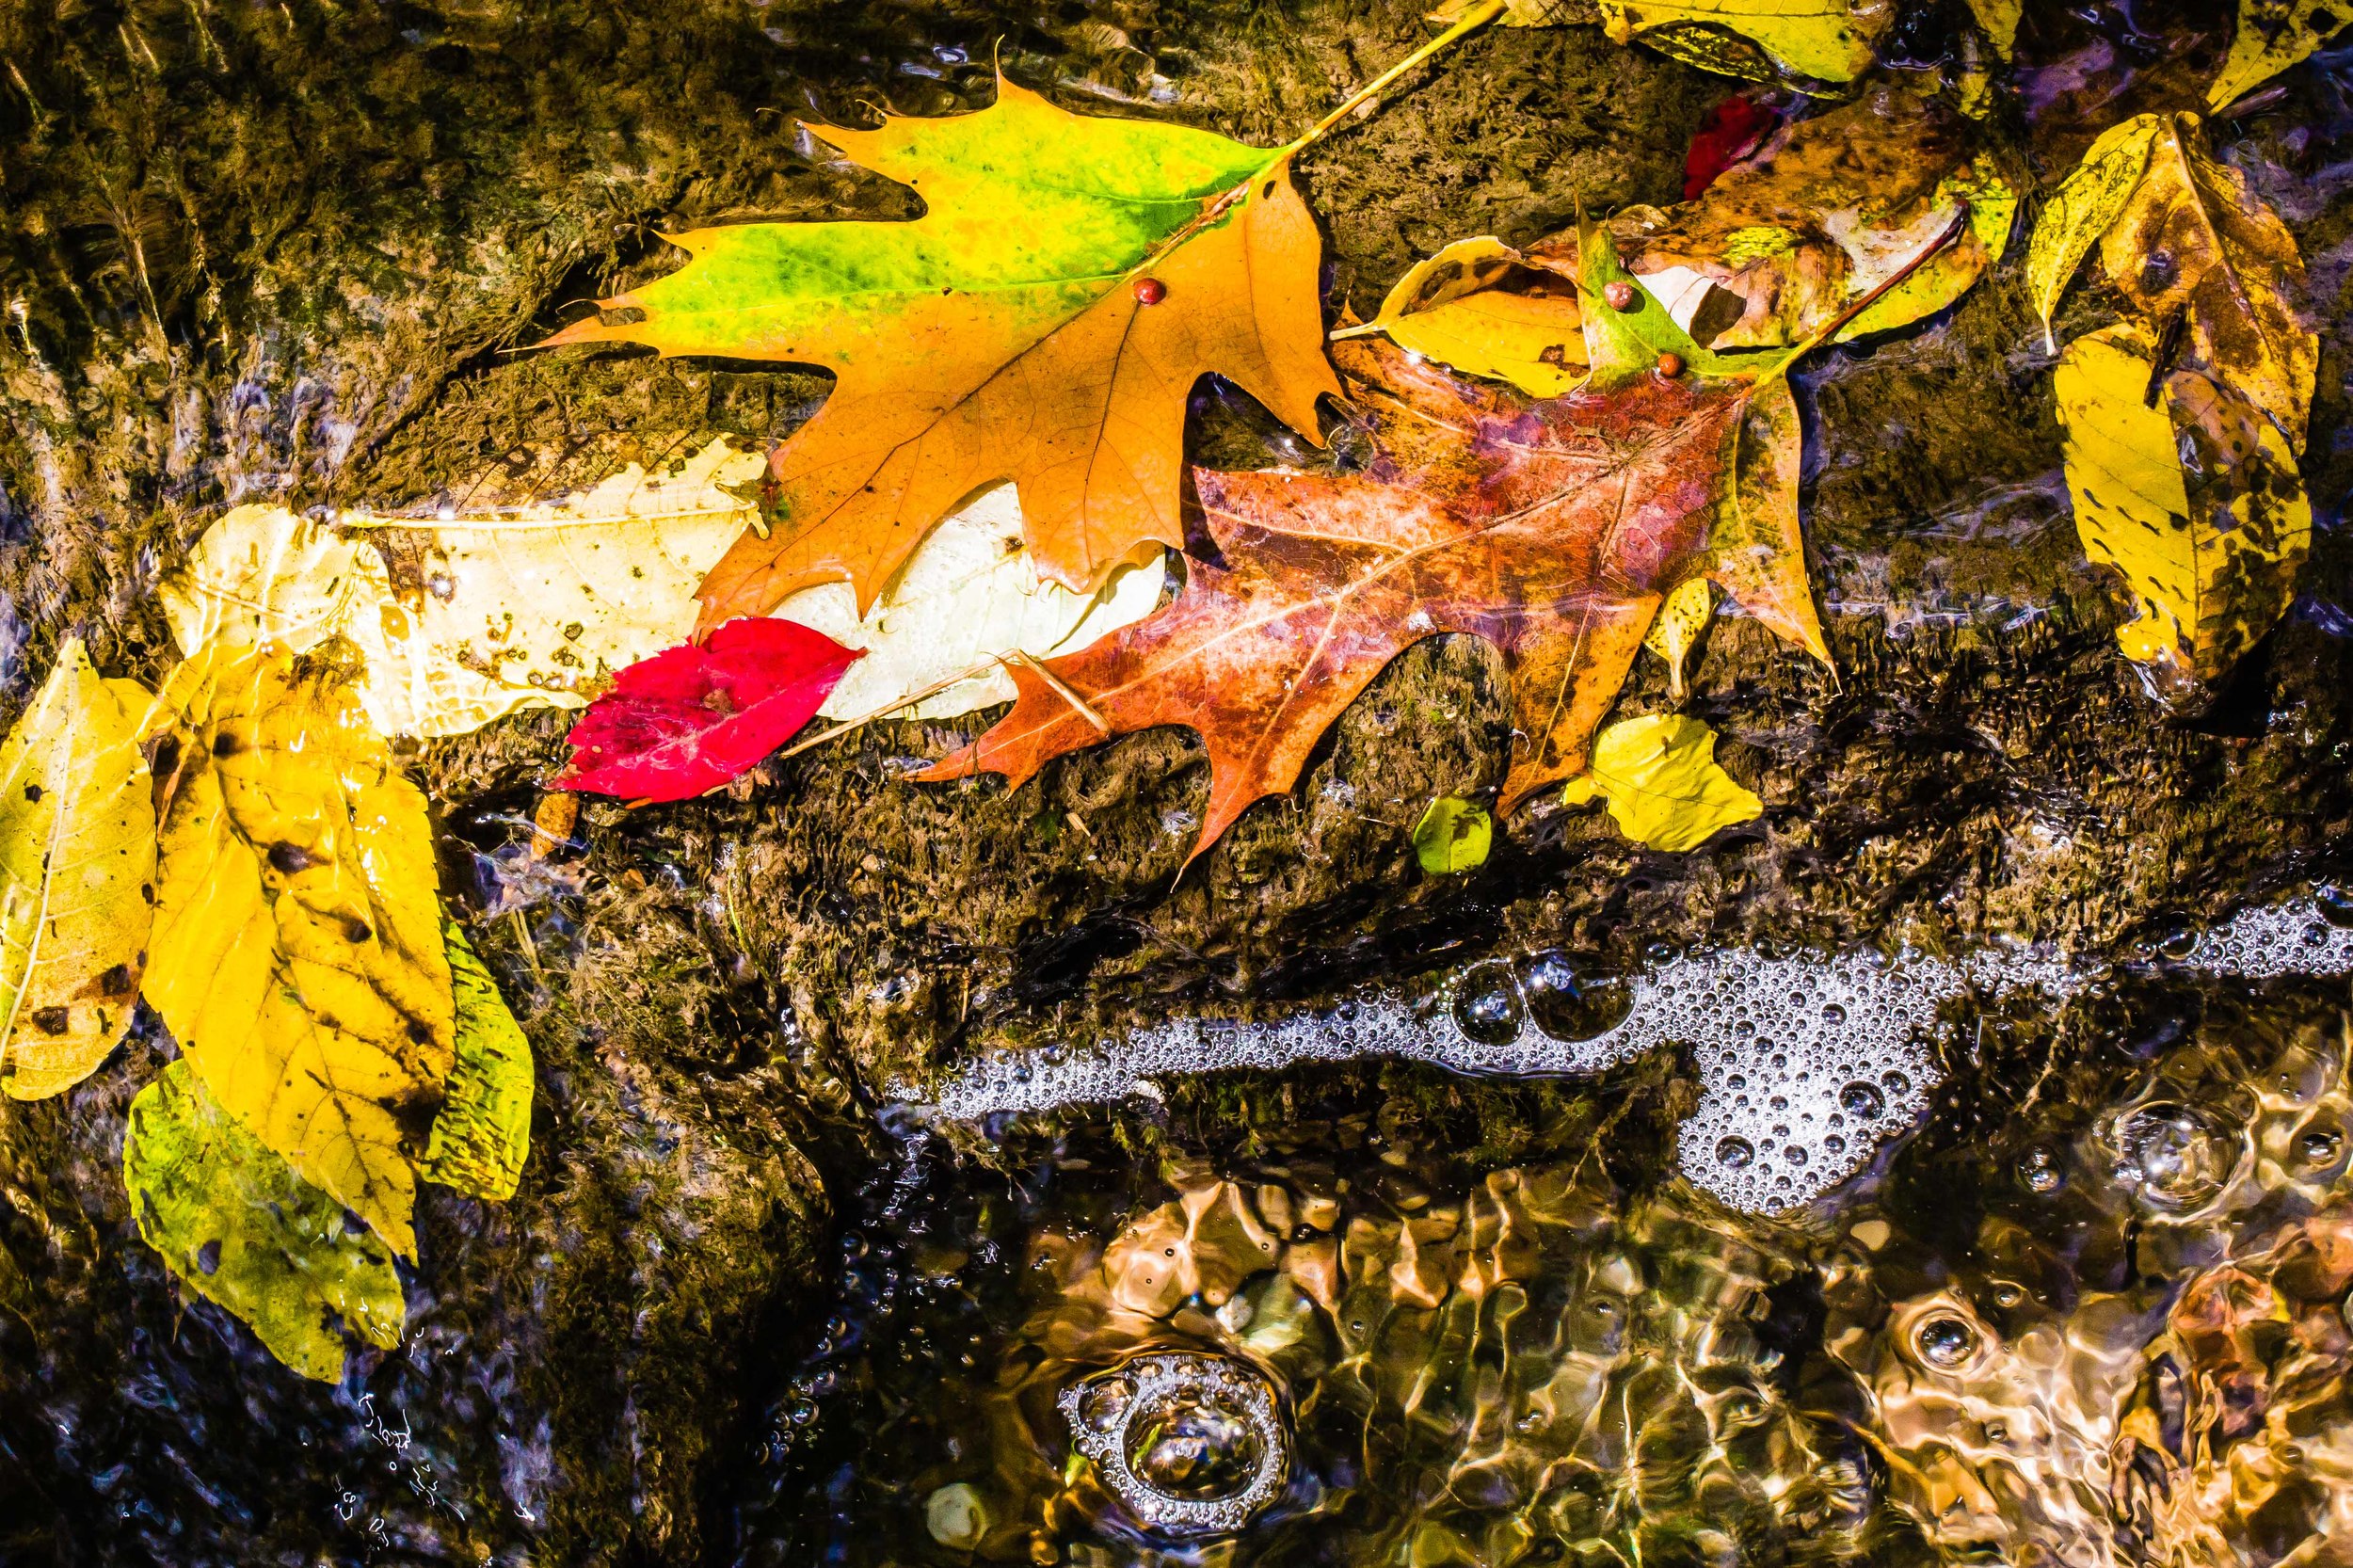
(922, 337, 1825, 857)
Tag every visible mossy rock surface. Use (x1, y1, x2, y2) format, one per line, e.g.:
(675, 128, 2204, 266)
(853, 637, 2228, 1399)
(1, 0, 2350, 1561)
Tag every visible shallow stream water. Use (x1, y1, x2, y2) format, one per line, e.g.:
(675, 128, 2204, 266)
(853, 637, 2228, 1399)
(729, 896, 2353, 1568)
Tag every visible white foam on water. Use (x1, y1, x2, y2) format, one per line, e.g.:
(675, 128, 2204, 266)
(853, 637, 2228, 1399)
(905, 899, 2348, 1213)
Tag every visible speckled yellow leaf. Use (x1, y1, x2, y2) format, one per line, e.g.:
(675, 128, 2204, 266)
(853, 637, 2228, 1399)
(1641, 578, 1719, 698)
(2208, 0, 2350, 109)
(1600, 0, 1892, 86)
(2025, 115, 2162, 352)
(2095, 114, 2316, 452)
(2055, 324, 2310, 701)
(144, 641, 453, 1258)
(123, 1059, 404, 1382)
(0, 639, 155, 1099)
(1354, 237, 1589, 396)
(419, 921, 532, 1203)
(1962, 0, 2021, 56)
(1561, 713, 1762, 852)
(164, 442, 1160, 737)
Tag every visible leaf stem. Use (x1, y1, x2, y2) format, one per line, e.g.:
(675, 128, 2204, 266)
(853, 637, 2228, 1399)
(1276, 0, 1509, 163)
(770, 658, 1001, 762)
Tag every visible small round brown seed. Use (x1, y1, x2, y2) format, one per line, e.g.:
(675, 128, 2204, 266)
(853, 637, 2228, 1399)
(1656, 351, 1685, 378)
(1132, 277, 1167, 305)
(1603, 280, 1640, 312)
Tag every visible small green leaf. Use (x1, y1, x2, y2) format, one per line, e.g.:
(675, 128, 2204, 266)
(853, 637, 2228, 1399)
(122, 1060, 405, 1383)
(1412, 796, 1494, 874)
(421, 921, 534, 1202)
(1561, 714, 1762, 852)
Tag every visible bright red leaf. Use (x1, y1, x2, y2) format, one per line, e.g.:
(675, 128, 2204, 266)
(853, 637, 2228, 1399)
(551, 619, 861, 802)
(1685, 95, 1776, 200)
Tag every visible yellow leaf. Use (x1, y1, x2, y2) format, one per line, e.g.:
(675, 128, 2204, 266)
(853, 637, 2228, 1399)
(164, 442, 1160, 737)
(420, 921, 533, 1203)
(2055, 324, 2311, 700)
(1561, 713, 1762, 852)
(2095, 113, 2317, 453)
(2025, 115, 2162, 352)
(1599, 0, 1893, 86)
(1961, 0, 2021, 57)
(1358, 237, 1590, 396)
(1641, 578, 1719, 698)
(143, 642, 453, 1258)
(0, 639, 156, 1099)
(123, 1060, 404, 1382)
(2208, 0, 2350, 109)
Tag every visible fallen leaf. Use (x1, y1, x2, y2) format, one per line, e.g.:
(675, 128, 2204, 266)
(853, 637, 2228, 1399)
(1353, 236, 1589, 396)
(2208, 0, 2349, 109)
(2055, 324, 2311, 700)
(2025, 115, 2163, 352)
(144, 641, 454, 1258)
(1599, 0, 1893, 88)
(420, 923, 532, 1202)
(1427, 0, 1593, 22)
(0, 638, 156, 1100)
(924, 228, 1828, 859)
(123, 1058, 405, 1383)
(1585, 88, 2016, 350)
(164, 443, 1161, 735)
(536, 78, 1337, 626)
(551, 618, 862, 803)
(1961, 0, 2021, 58)
(1642, 577, 1720, 699)
(2095, 114, 2316, 450)
(1412, 796, 1494, 874)
(1560, 713, 1761, 851)
(1685, 94, 1778, 200)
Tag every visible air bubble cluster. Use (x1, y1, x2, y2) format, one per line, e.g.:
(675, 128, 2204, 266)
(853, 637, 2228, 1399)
(906, 896, 2353, 1216)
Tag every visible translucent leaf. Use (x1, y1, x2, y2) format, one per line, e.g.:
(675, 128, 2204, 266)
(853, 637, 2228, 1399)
(420, 922, 533, 1203)
(1412, 796, 1495, 874)
(1561, 713, 1762, 851)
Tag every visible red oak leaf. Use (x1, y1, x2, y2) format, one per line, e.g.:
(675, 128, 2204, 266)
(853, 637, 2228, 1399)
(552, 618, 861, 802)
(920, 324, 1827, 859)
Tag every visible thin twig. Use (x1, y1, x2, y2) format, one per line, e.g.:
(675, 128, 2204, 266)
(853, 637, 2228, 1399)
(1007, 649, 1110, 734)
(771, 659, 1000, 762)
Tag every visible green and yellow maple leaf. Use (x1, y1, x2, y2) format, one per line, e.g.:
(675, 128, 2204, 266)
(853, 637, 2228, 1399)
(540, 78, 1337, 630)
(0, 638, 155, 1100)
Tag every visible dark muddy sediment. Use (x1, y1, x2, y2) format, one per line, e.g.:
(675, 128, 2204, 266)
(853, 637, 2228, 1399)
(1, 0, 2350, 1562)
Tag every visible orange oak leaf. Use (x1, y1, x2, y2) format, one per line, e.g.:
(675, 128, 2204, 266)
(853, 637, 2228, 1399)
(536, 79, 1337, 631)
(921, 333, 1829, 858)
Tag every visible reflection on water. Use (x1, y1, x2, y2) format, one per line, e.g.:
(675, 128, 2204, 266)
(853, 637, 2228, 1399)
(746, 902, 2353, 1568)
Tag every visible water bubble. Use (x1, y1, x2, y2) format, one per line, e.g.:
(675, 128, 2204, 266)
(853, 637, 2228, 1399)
(1451, 962, 1524, 1046)
(1517, 951, 1633, 1041)
(1060, 1353, 1289, 1536)
(1881, 1071, 1911, 1095)
(2114, 1101, 2237, 1211)
(1839, 1082, 1885, 1120)
(1783, 1144, 1808, 1166)
(2319, 886, 2353, 929)
(1716, 1137, 1755, 1169)
(2298, 1129, 2343, 1166)
(1821, 1003, 1847, 1025)
(2017, 1146, 2063, 1193)
(1913, 1313, 1982, 1371)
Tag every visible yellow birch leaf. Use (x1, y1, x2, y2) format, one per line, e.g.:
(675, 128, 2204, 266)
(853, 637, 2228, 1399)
(2096, 113, 2317, 453)
(1642, 578, 1720, 698)
(1359, 237, 1589, 396)
(123, 1059, 405, 1383)
(2055, 324, 2311, 700)
(2025, 114, 2162, 353)
(144, 641, 454, 1258)
(420, 921, 533, 1203)
(2208, 0, 2350, 109)
(164, 442, 1160, 737)
(0, 638, 156, 1099)
(1561, 713, 1762, 852)
(1599, 0, 1893, 86)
